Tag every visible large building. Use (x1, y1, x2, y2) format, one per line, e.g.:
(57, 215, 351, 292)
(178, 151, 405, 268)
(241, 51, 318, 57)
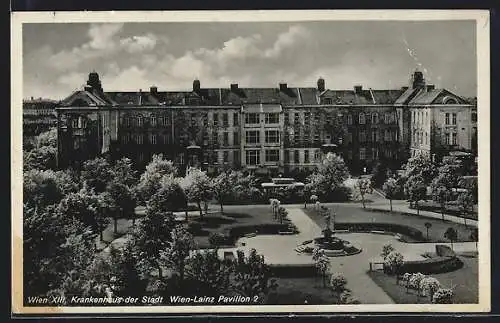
(23, 97, 59, 136)
(54, 70, 476, 175)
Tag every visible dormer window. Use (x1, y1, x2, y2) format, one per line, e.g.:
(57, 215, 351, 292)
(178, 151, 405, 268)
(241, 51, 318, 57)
(324, 98, 332, 105)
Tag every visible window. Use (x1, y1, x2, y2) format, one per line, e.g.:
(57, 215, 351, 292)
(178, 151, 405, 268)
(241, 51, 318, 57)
(223, 113, 229, 127)
(359, 113, 366, 124)
(425, 132, 428, 145)
(265, 130, 279, 143)
(245, 113, 259, 124)
(202, 114, 208, 127)
(233, 150, 240, 164)
(294, 150, 300, 163)
(412, 111, 416, 124)
(314, 150, 321, 162)
(246, 131, 260, 144)
(384, 113, 390, 124)
(138, 152, 144, 163)
(137, 116, 143, 127)
(304, 112, 311, 125)
(452, 132, 457, 145)
(425, 111, 428, 124)
(452, 113, 457, 125)
(347, 114, 353, 125)
(360, 148, 366, 160)
(265, 149, 280, 162)
(233, 112, 239, 126)
(212, 132, 218, 144)
(359, 130, 366, 143)
(443, 132, 449, 145)
(233, 131, 239, 145)
(223, 132, 229, 146)
(135, 134, 143, 144)
(213, 113, 219, 126)
(294, 112, 300, 124)
(223, 151, 229, 163)
(472, 111, 477, 122)
(347, 132, 353, 144)
(445, 113, 450, 125)
(265, 113, 279, 124)
(372, 129, 377, 142)
(246, 150, 260, 165)
(385, 130, 391, 142)
(191, 113, 197, 126)
(122, 133, 129, 144)
(284, 112, 290, 125)
(162, 134, 170, 144)
(151, 115, 157, 126)
(304, 150, 310, 163)
(284, 150, 290, 163)
(372, 113, 378, 124)
(72, 119, 78, 128)
(324, 98, 332, 104)
(150, 134, 157, 144)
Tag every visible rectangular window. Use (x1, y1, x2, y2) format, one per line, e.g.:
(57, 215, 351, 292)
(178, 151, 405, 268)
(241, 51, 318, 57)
(359, 113, 366, 125)
(472, 111, 477, 122)
(162, 133, 170, 144)
(284, 150, 290, 163)
(372, 129, 377, 142)
(223, 132, 229, 146)
(246, 130, 260, 144)
(223, 151, 229, 163)
(445, 113, 450, 125)
(444, 133, 449, 145)
(372, 113, 378, 124)
(245, 113, 259, 124)
(304, 150, 310, 163)
(347, 114, 353, 125)
(190, 113, 197, 126)
(223, 113, 229, 127)
(324, 98, 332, 104)
(150, 134, 157, 144)
(284, 112, 289, 125)
(246, 150, 260, 165)
(347, 132, 353, 144)
(212, 132, 218, 144)
(304, 112, 311, 125)
(359, 130, 366, 143)
(452, 132, 457, 145)
(122, 133, 129, 144)
(233, 112, 239, 126)
(136, 134, 143, 144)
(265, 149, 280, 162)
(233, 150, 240, 164)
(294, 112, 300, 124)
(384, 113, 391, 124)
(233, 131, 239, 145)
(72, 119, 78, 128)
(360, 148, 366, 160)
(385, 130, 391, 142)
(452, 113, 457, 125)
(202, 114, 208, 127)
(294, 150, 300, 163)
(265, 130, 279, 143)
(151, 116, 157, 126)
(265, 113, 279, 124)
(213, 113, 219, 126)
(314, 150, 321, 162)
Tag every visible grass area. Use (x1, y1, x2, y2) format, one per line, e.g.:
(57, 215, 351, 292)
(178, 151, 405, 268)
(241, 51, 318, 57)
(367, 255, 478, 304)
(410, 201, 478, 220)
(303, 205, 476, 243)
(267, 277, 344, 305)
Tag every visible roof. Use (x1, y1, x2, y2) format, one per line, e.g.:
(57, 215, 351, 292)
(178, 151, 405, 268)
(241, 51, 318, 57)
(394, 88, 420, 105)
(407, 89, 444, 105)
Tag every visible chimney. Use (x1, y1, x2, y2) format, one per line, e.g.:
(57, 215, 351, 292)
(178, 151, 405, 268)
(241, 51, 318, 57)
(279, 83, 288, 92)
(354, 85, 363, 94)
(426, 84, 435, 91)
(317, 77, 325, 92)
(230, 83, 238, 92)
(193, 79, 201, 92)
(30, 96, 34, 101)
(150, 86, 158, 95)
(412, 70, 425, 89)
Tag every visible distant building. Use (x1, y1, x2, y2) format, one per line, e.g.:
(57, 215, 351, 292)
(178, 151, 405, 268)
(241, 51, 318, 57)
(54, 70, 477, 175)
(23, 97, 59, 136)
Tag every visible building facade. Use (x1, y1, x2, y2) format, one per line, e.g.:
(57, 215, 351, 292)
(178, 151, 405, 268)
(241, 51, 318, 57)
(55, 71, 476, 175)
(23, 98, 59, 136)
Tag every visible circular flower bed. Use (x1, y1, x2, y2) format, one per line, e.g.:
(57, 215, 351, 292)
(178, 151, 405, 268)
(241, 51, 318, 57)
(296, 237, 362, 257)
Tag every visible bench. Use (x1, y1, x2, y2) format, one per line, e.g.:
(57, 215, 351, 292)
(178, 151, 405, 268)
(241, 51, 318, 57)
(371, 230, 386, 235)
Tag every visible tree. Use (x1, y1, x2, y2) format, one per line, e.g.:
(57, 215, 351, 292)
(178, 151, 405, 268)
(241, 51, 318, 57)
(212, 171, 237, 213)
(404, 175, 427, 216)
(233, 249, 278, 303)
(80, 157, 113, 193)
(24, 169, 78, 210)
(111, 157, 138, 188)
(277, 206, 288, 224)
(381, 244, 395, 260)
(382, 177, 399, 212)
(23, 128, 58, 171)
(313, 248, 331, 287)
(146, 175, 187, 221)
(371, 161, 389, 188)
(402, 154, 437, 185)
(424, 222, 432, 241)
(432, 288, 454, 304)
(161, 225, 195, 282)
(444, 227, 458, 251)
(305, 153, 350, 201)
(184, 249, 232, 296)
(457, 190, 474, 226)
(181, 167, 213, 219)
(329, 273, 347, 294)
(131, 204, 175, 279)
(57, 185, 109, 242)
(431, 184, 451, 222)
(354, 178, 372, 209)
(101, 181, 136, 234)
(384, 251, 404, 279)
(136, 154, 177, 203)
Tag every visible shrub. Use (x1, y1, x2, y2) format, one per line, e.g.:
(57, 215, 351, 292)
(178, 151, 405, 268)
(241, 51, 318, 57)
(381, 244, 395, 260)
(432, 288, 454, 304)
(408, 273, 426, 290)
(420, 277, 441, 299)
(401, 256, 463, 274)
(268, 264, 317, 278)
(384, 251, 404, 275)
(208, 232, 227, 247)
(339, 291, 360, 304)
(329, 273, 348, 292)
(187, 221, 202, 234)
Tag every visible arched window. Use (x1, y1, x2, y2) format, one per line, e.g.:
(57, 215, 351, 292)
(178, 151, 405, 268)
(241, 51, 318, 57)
(359, 113, 366, 125)
(137, 116, 143, 127)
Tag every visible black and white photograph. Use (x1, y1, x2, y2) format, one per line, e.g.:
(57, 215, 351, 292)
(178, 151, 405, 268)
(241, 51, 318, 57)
(11, 10, 490, 314)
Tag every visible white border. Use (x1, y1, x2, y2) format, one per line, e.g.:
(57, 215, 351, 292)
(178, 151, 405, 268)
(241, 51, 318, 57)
(11, 10, 491, 314)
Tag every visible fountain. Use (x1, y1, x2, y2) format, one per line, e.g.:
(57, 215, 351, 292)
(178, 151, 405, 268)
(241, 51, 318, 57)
(295, 207, 362, 257)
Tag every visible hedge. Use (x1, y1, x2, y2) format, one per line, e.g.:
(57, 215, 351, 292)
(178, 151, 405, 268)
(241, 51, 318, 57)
(221, 223, 299, 246)
(333, 222, 425, 241)
(399, 256, 464, 274)
(268, 264, 317, 278)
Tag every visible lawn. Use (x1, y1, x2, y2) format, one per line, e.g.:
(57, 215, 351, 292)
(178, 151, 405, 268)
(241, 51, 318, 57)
(303, 205, 475, 243)
(267, 277, 346, 305)
(367, 254, 478, 304)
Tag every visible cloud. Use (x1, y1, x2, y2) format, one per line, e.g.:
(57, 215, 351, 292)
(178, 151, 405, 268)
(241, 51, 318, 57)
(264, 25, 310, 58)
(119, 33, 159, 53)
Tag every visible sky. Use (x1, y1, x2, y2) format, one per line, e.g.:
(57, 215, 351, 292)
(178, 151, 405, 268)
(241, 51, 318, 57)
(22, 20, 477, 100)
